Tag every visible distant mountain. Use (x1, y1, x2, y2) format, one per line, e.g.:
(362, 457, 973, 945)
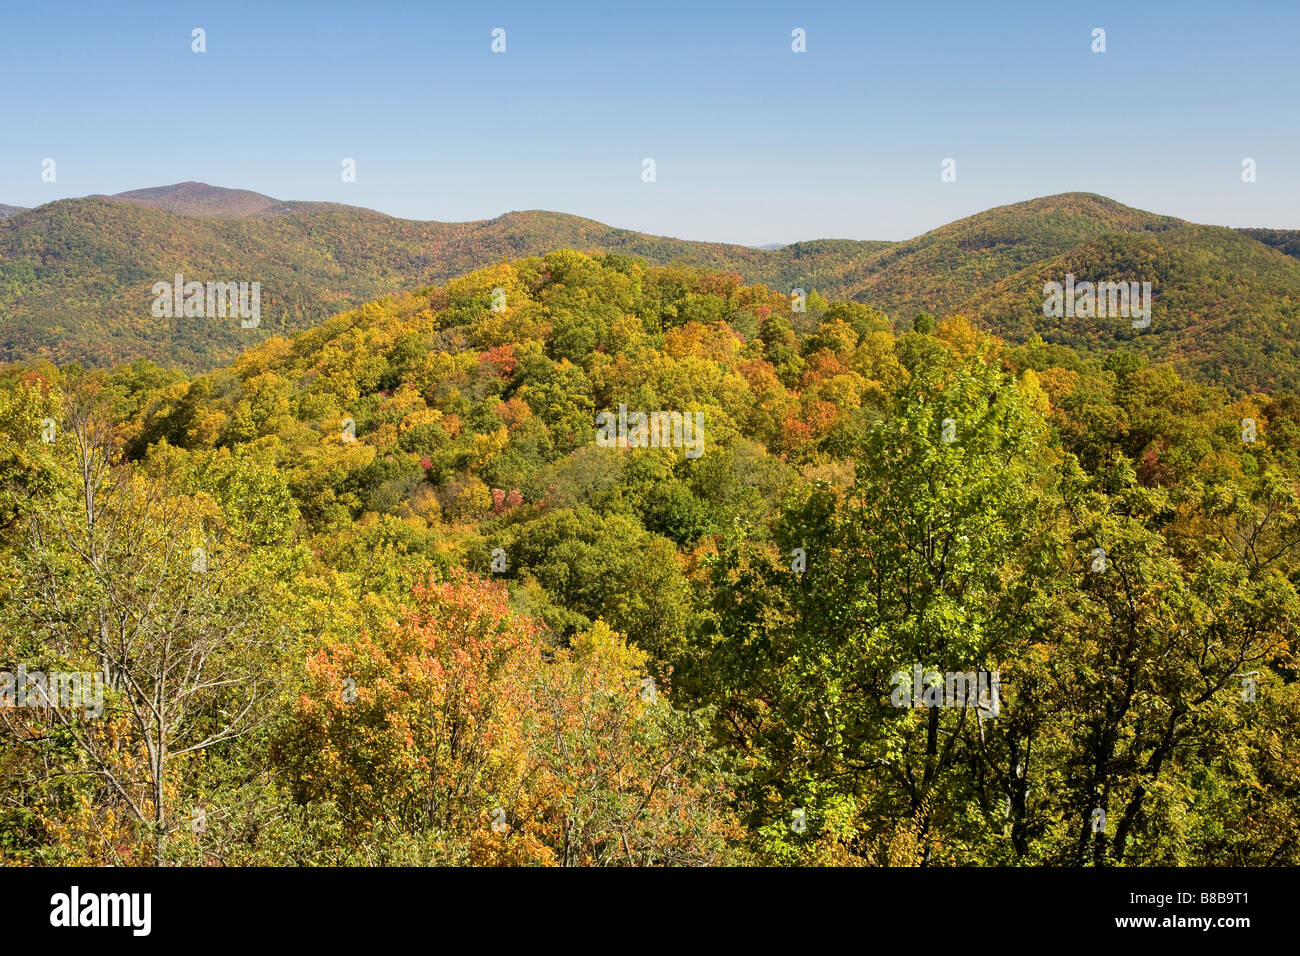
(2, 186, 1299, 390)
(0, 189, 892, 370)
(828, 193, 1185, 319)
(90, 181, 363, 220)
(1239, 227, 1300, 261)
(963, 223, 1300, 394)
(746, 194, 1300, 392)
(0, 205, 25, 221)
(90, 182, 282, 218)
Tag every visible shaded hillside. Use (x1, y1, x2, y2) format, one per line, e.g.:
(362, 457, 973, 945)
(962, 225, 1300, 392)
(1240, 227, 1300, 261)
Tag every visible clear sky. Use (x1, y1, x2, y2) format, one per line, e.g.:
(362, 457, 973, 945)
(2, 0, 1297, 244)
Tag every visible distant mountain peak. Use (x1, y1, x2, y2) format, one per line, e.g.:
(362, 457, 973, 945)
(93, 182, 281, 218)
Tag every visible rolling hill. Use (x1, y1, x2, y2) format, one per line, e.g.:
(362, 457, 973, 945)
(90, 181, 286, 218)
(2, 184, 1299, 391)
(962, 224, 1300, 393)
(0, 185, 892, 370)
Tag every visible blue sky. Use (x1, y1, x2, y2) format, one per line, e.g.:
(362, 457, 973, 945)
(2, 0, 1297, 243)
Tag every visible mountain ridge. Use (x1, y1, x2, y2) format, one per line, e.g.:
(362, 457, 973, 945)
(2, 186, 1299, 390)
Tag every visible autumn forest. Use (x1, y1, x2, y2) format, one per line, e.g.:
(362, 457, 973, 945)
(2, 239, 1297, 867)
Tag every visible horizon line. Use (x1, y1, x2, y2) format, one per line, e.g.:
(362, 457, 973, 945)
(6, 182, 1298, 246)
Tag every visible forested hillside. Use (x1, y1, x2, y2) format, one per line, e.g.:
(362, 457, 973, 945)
(1240, 228, 1300, 261)
(4, 188, 1299, 394)
(813, 192, 1183, 316)
(964, 224, 1300, 392)
(2, 251, 1296, 865)
(92, 182, 288, 218)
(0, 191, 882, 370)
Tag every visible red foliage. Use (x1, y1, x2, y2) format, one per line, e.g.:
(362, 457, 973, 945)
(800, 352, 850, 388)
(478, 344, 518, 379)
(20, 371, 52, 393)
(693, 272, 743, 298)
(491, 487, 525, 514)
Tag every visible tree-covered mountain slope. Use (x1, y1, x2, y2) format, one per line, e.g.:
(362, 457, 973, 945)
(2, 187, 1298, 393)
(3, 250, 1297, 866)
